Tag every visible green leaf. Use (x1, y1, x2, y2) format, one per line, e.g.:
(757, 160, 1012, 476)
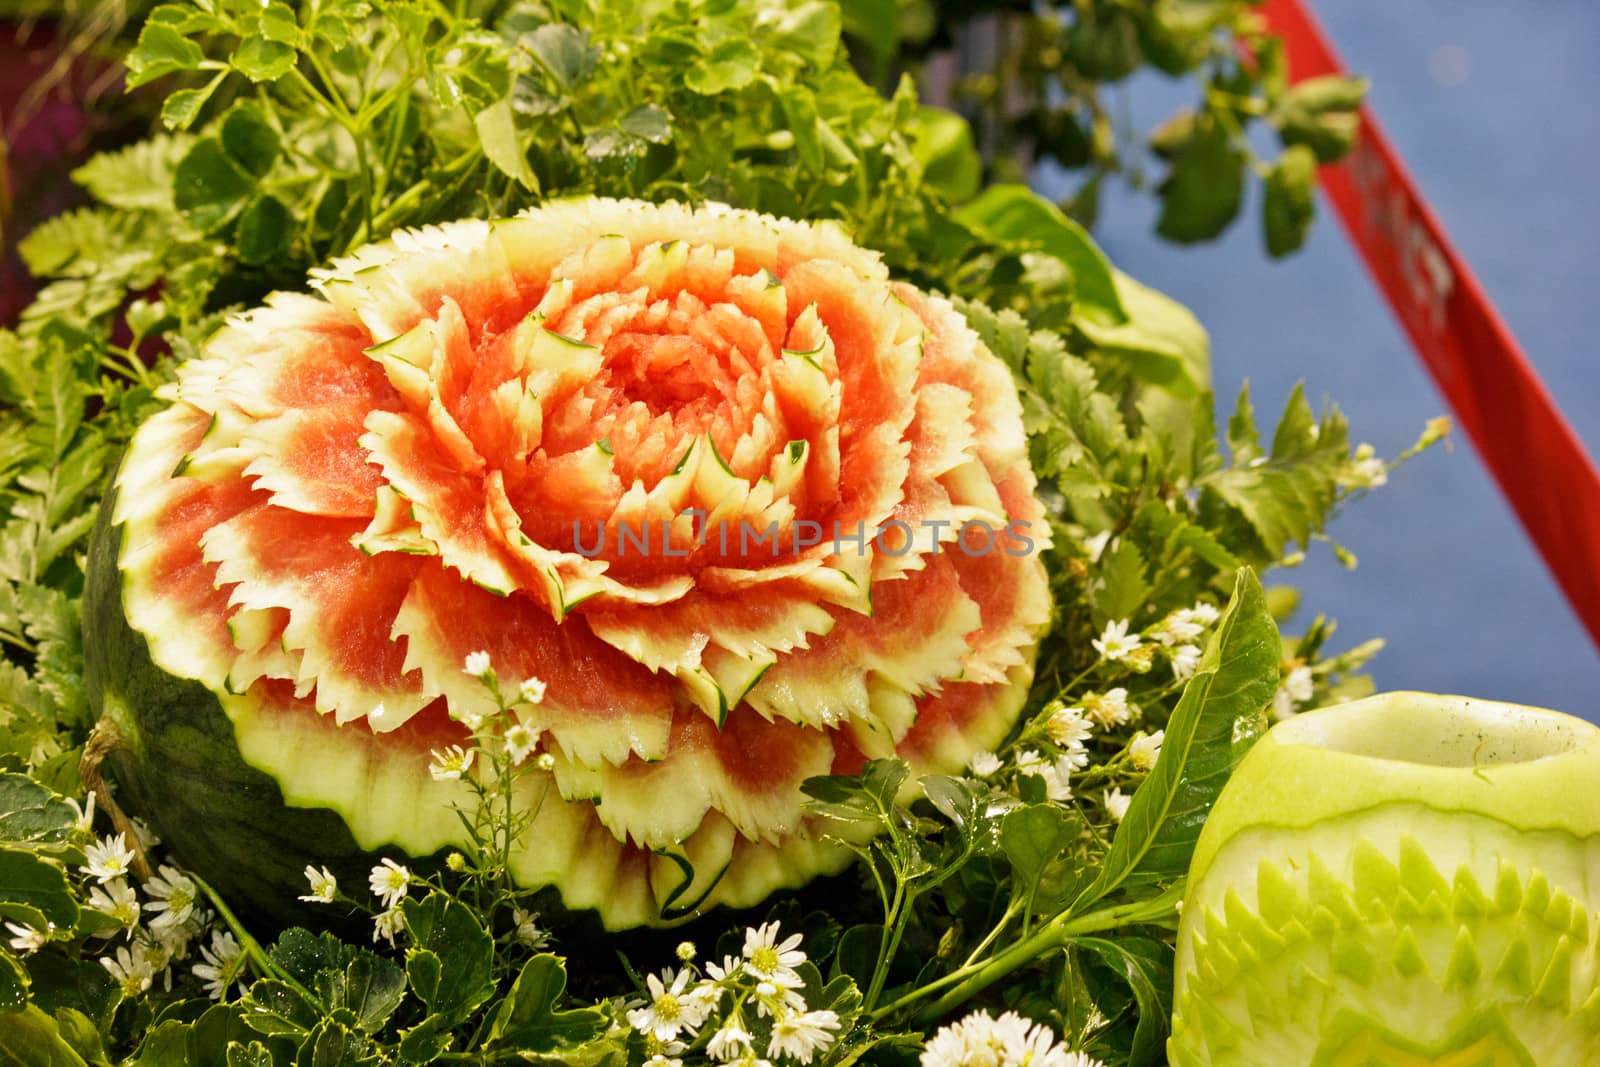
(618, 104, 672, 144)
(239, 979, 318, 1037)
(0, 850, 77, 930)
(232, 35, 297, 83)
(1075, 270, 1210, 396)
(1000, 805, 1074, 891)
(1091, 538, 1150, 629)
(1077, 936, 1173, 1066)
(298, 1017, 375, 1067)
(174, 138, 256, 232)
(955, 184, 1126, 326)
(523, 24, 598, 91)
(226, 1042, 274, 1067)
(0, 951, 26, 1012)
(0, 775, 75, 845)
(47, 1009, 104, 1066)
(1263, 144, 1317, 257)
(685, 36, 759, 95)
(1155, 117, 1244, 244)
(314, 952, 405, 1034)
(1085, 569, 1278, 897)
(396, 1016, 450, 1063)
(1205, 386, 1350, 557)
(220, 104, 282, 178)
(906, 107, 980, 203)
(236, 196, 294, 266)
(160, 75, 225, 132)
(70, 137, 190, 212)
(474, 99, 538, 191)
(400, 892, 494, 1026)
(23, 955, 118, 1033)
(0, 1005, 89, 1065)
(764, 1, 842, 69)
(486, 955, 605, 1050)
(125, 22, 204, 87)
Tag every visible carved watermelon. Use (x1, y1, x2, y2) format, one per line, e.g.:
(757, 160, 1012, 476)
(85, 198, 1052, 929)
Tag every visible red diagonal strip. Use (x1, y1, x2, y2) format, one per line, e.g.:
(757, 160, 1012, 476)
(1260, 0, 1600, 652)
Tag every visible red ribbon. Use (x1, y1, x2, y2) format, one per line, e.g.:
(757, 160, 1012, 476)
(1259, 0, 1600, 652)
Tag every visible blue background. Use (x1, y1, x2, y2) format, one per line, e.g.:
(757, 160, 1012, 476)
(1033, 2, 1600, 714)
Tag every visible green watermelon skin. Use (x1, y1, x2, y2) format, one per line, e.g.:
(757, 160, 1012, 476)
(86, 474, 389, 928)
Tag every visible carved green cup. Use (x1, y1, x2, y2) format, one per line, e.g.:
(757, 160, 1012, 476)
(1170, 691, 1600, 1066)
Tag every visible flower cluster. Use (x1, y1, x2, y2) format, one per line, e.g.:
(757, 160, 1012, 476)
(920, 1009, 1106, 1067)
(1090, 601, 1220, 682)
(624, 921, 841, 1065)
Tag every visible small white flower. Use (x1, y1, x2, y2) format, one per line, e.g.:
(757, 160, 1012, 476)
(742, 921, 806, 990)
(1130, 730, 1165, 773)
(102, 943, 156, 996)
(299, 865, 338, 904)
(1170, 643, 1202, 681)
(129, 818, 161, 850)
(1091, 619, 1140, 663)
(1152, 613, 1203, 647)
(1271, 686, 1297, 721)
(86, 879, 141, 937)
(82, 833, 136, 884)
(1082, 688, 1132, 728)
(707, 1020, 754, 1061)
(1082, 530, 1111, 562)
(1285, 664, 1315, 704)
(5, 921, 45, 955)
(640, 1039, 688, 1067)
(1040, 758, 1074, 802)
(705, 953, 743, 983)
(68, 790, 96, 834)
(191, 929, 243, 1000)
(453, 706, 487, 732)
(1346, 443, 1388, 488)
(511, 907, 551, 950)
(517, 676, 548, 705)
(1182, 602, 1221, 626)
(464, 650, 492, 676)
(1044, 704, 1092, 748)
(368, 858, 412, 908)
(767, 1008, 840, 1064)
(967, 750, 1003, 777)
(504, 722, 539, 766)
(428, 744, 475, 781)
(372, 907, 405, 947)
(627, 968, 709, 1042)
(143, 865, 198, 934)
(535, 752, 556, 771)
(753, 980, 807, 1019)
(1104, 788, 1132, 822)
(675, 940, 696, 963)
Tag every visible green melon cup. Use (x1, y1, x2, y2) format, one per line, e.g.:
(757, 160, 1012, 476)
(1170, 691, 1600, 1066)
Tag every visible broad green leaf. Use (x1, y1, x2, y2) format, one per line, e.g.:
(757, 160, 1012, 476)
(314, 953, 406, 1034)
(22, 955, 118, 1033)
(1077, 936, 1174, 1066)
(839, 0, 897, 79)
(125, 23, 204, 87)
(1091, 538, 1150, 629)
(220, 104, 282, 178)
(226, 1042, 274, 1067)
(232, 36, 297, 83)
(1263, 144, 1317, 257)
(400, 893, 494, 1026)
(685, 36, 759, 95)
(239, 979, 318, 1037)
(618, 104, 671, 143)
(174, 139, 256, 231)
(1075, 270, 1210, 395)
(0, 1005, 89, 1065)
(236, 196, 294, 266)
(485, 955, 605, 1050)
(955, 184, 1126, 326)
(396, 1016, 450, 1063)
(906, 107, 980, 203)
(0, 775, 75, 845)
(268, 928, 347, 987)
(300, 1017, 375, 1067)
(523, 23, 598, 90)
(160, 75, 224, 132)
(46, 1009, 104, 1066)
(1000, 804, 1074, 892)
(1084, 568, 1278, 899)
(0, 850, 77, 930)
(0, 951, 25, 1012)
(127, 1019, 189, 1065)
(474, 99, 538, 191)
(764, 1, 842, 69)
(1155, 117, 1244, 244)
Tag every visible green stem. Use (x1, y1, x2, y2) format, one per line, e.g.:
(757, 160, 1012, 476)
(192, 874, 317, 1002)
